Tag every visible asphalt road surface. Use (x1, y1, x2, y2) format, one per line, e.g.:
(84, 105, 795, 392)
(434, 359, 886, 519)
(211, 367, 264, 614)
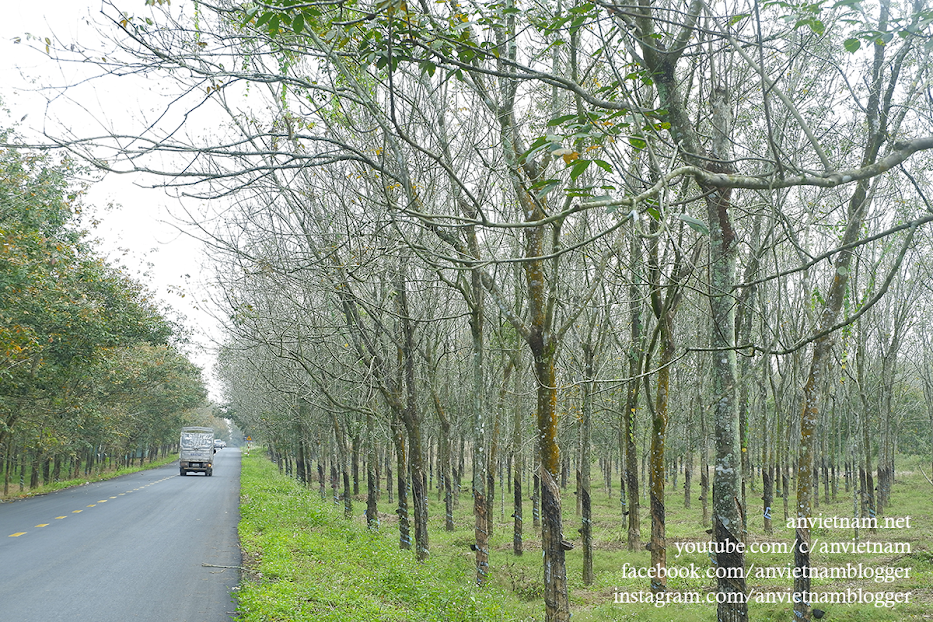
(0, 448, 241, 622)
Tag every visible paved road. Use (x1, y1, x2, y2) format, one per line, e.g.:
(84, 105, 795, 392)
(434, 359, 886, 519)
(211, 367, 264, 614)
(0, 448, 241, 622)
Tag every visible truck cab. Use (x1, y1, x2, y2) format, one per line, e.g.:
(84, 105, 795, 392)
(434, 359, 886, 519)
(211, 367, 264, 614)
(180, 427, 215, 476)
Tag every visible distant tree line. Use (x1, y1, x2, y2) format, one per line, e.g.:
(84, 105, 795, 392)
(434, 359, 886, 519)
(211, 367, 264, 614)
(0, 128, 206, 495)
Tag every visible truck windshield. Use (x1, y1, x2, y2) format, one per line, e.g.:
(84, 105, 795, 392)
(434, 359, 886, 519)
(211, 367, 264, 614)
(181, 433, 213, 450)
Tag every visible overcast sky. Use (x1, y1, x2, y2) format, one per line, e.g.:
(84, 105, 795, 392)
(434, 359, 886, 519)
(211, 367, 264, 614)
(1, 1, 225, 400)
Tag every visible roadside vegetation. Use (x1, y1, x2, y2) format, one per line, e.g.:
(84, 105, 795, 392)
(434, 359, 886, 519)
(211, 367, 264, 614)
(237, 450, 513, 622)
(239, 451, 933, 621)
(0, 125, 207, 499)
(0, 453, 177, 502)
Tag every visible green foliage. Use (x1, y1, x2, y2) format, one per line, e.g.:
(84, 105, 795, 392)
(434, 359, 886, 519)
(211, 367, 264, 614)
(84, 344, 207, 450)
(762, 0, 933, 53)
(0, 147, 173, 389)
(0, 135, 205, 481)
(677, 214, 710, 236)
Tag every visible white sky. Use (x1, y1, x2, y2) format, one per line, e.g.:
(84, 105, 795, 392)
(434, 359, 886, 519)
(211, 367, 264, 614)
(1, 1, 225, 400)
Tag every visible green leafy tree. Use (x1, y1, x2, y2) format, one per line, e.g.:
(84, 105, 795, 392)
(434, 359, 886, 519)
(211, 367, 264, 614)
(1, 132, 200, 482)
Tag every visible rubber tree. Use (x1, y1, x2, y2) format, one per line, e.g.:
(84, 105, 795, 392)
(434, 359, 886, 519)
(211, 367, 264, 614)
(792, 2, 923, 616)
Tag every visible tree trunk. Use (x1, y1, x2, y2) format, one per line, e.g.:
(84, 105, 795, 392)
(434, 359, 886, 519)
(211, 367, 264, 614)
(540, 466, 569, 622)
(619, 427, 627, 533)
(366, 411, 379, 529)
(794, 2, 901, 616)
(624, 232, 643, 550)
(395, 260, 429, 561)
(469, 282, 489, 583)
(392, 417, 410, 550)
(331, 416, 353, 519)
(762, 466, 774, 535)
(683, 447, 692, 510)
(705, 86, 748, 621)
(3, 440, 10, 496)
(488, 363, 509, 538)
(700, 384, 710, 527)
(29, 454, 39, 489)
(580, 341, 594, 586)
(342, 465, 352, 519)
(531, 334, 570, 621)
(511, 349, 524, 555)
(318, 455, 326, 500)
(649, 330, 672, 593)
(735, 213, 762, 535)
(296, 437, 307, 485)
(533, 470, 541, 529)
(513, 463, 523, 555)
(352, 432, 360, 496)
(431, 385, 455, 532)
(386, 447, 393, 504)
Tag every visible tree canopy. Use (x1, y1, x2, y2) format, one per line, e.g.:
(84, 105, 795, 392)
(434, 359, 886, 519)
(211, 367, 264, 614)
(1, 128, 206, 494)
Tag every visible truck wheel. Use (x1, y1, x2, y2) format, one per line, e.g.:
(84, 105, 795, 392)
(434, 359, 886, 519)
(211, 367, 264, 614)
(180, 468, 186, 476)
(206, 468, 213, 477)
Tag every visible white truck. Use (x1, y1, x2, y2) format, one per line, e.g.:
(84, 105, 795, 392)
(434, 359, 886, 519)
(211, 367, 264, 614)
(179, 427, 215, 476)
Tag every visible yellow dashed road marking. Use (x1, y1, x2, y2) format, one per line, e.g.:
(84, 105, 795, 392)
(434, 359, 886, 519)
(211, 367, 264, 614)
(1, 472, 177, 537)
(5, 475, 168, 538)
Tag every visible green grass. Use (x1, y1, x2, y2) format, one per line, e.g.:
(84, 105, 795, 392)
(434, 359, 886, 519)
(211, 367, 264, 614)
(239, 453, 933, 621)
(0, 454, 178, 501)
(237, 452, 518, 621)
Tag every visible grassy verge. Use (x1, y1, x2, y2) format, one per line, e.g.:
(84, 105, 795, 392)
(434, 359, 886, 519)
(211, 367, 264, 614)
(0, 454, 178, 502)
(237, 451, 517, 621)
(239, 451, 933, 621)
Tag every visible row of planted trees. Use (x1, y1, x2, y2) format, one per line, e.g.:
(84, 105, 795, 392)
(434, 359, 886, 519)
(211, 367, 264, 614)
(15, 0, 933, 619)
(0, 133, 208, 497)
(214, 176, 933, 596)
